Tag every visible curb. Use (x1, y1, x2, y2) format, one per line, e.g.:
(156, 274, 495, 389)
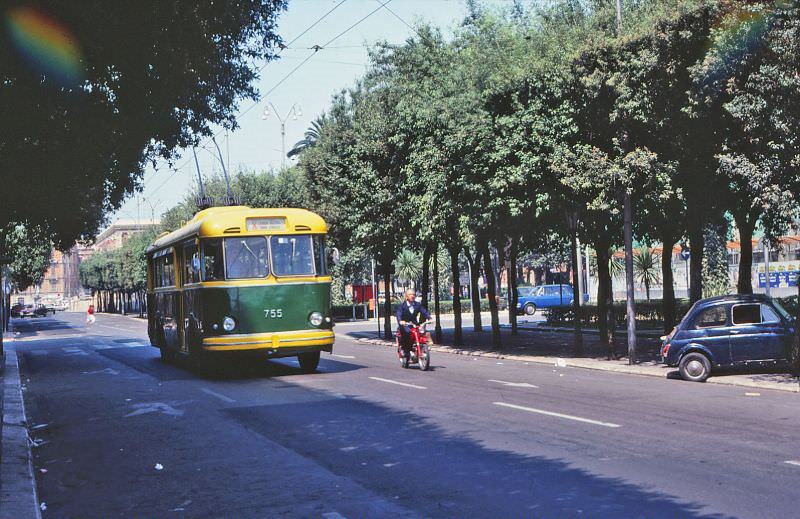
(354, 337, 800, 393)
(1, 347, 42, 519)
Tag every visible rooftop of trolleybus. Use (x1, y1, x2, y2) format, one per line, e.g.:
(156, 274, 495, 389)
(145, 206, 334, 374)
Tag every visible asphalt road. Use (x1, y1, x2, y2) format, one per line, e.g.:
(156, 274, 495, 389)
(10, 312, 800, 518)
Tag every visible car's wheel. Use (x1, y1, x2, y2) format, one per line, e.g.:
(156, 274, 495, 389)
(678, 352, 711, 382)
(524, 303, 536, 316)
(298, 351, 321, 373)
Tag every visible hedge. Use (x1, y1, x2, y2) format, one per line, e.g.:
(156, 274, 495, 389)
(546, 295, 800, 330)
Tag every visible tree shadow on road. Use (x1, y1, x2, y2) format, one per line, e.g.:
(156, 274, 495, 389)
(227, 392, 734, 519)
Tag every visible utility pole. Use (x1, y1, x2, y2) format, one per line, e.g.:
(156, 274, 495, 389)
(616, 0, 637, 364)
(262, 102, 302, 169)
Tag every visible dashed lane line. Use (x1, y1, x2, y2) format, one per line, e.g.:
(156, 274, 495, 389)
(368, 377, 427, 390)
(199, 388, 236, 403)
(493, 402, 622, 428)
(785, 460, 800, 468)
(488, 379, 539, 389)
(331, 354, 356, 359)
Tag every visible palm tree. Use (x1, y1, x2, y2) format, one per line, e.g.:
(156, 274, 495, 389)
(394, 249, 422, 291)
(287, 117, 325, 158)
(633, 246, 661, 301)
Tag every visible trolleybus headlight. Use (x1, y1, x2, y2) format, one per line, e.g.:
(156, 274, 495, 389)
(309, 312, 324, 327)
(223, 316, 236, 332)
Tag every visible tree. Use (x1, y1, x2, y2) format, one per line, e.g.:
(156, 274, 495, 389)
(632, 246, 660, 301)
(394, 249, 422, 290)
(1, 223, 52, 291)
(1, 1, 287, 249)
(287, 117, 325, 158)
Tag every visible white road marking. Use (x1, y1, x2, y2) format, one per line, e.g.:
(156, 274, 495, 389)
(745, 392, 761, 397)
(784, 460, 800, 467)
(493, 402, 621, 428)
(199, 388, 235, 403)
(331, 354, 356, 359)
(489, 379, 539, 389)
(124, 402, 184, 418)
(322, 513, 348, 519)
(368, 377, 426, 390)
(81, 368, 120, 376)
(62, 347, 88, 356)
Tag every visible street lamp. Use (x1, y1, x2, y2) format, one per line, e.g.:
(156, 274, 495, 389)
(261, 102, 302, 169)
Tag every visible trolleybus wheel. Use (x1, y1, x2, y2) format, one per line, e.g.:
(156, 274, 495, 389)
(159, 347, 176, 364)
(298, 351, 321, 373)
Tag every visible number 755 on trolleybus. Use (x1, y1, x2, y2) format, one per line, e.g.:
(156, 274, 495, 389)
(146, 206, 334, 372)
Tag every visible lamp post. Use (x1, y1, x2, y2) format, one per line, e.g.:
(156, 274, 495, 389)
(262, 102, 302, 169)
(141, 198, 162, 225)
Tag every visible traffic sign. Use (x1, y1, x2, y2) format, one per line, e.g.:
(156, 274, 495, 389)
(680, 245, 690, 261)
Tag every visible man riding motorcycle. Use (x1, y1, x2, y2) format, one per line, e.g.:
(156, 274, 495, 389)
(396, 289, 432, 358)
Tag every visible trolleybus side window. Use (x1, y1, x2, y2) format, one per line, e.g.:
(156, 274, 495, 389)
(270, 235, 315, 276)
(183, 243, 200, 284)
(153, 253, 175, 288)
(201, 239, 225, 281)
(313, 235, 327, 276)
(224, 237, 269, 279)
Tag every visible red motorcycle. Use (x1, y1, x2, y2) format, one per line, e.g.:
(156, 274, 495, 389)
(396, 322, 431, 371)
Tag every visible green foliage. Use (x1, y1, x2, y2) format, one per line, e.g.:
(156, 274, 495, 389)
(0, 1, 287, 249)
(79, 228, 159, 295)
(632, 246, 661, 300)
(394, 249, 422, 288)
(1, 223, 52, 291)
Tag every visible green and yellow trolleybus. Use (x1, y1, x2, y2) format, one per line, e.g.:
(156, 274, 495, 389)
(146, 206, 334, 372)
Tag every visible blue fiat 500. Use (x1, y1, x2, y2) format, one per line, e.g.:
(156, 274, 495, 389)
(661, 294, 796, 382)
(516, 284, 589, 316)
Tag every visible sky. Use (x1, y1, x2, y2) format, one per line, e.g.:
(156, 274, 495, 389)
(112, 0, 513, 227)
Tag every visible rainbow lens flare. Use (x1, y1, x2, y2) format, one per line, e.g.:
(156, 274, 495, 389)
(5, 6, 85, 87)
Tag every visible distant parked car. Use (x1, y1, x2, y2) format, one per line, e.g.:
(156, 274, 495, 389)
(516, 284, 588, 316)
(33, 304, 56, 317)
(16, 304, 36, 318)
(660, 294, 796, 382)
(10, 304, 25, 318)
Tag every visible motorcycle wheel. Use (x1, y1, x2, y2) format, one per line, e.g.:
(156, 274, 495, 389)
(418, 344, 430, 371)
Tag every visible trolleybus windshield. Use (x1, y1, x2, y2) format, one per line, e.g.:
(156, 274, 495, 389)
(224, 236, 269, 279)
(270, 235, 315, 276)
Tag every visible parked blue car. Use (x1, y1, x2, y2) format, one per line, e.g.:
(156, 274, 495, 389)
(516, 284, 589, 316)
(661, 294, 796, 382)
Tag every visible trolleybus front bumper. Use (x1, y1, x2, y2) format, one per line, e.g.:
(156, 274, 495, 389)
(201, 330, 334, 356)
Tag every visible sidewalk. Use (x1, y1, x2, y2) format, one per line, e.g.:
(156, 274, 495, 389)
(347, 325, 800, 394)
(1, 326, 42, 519)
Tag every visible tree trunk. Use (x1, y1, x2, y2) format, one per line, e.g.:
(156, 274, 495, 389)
(481, 243, 501, 348)
(645, 280, 650, 301)
(595, 240, 616, 359)
(570, 230, 583, 357)
(661, 232, 676, 334)
(736, 213, 755, 294)
(465, 249, 483, 332)
(433, 245, 442, 344)
(421, 243, 432, 308)
(508, 238, 519, 335)
(688, 219, 704, 302)
(449, 246, 463, 346)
